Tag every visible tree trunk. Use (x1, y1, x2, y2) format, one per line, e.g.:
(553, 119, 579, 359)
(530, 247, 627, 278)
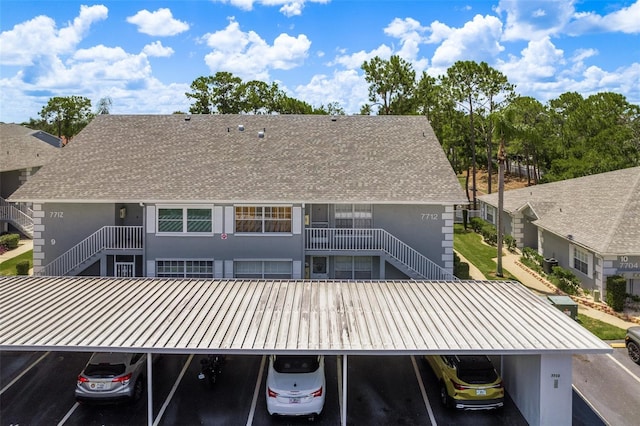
(496, 138, 506, 277)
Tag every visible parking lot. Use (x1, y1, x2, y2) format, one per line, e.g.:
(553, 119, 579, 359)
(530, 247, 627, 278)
(2, 350, 636, 425)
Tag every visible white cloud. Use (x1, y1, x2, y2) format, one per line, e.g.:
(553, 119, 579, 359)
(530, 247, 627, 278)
(566, 1, 640, 35)
(331, 45, 393, 70)
(424, 21, 454, 44)
(211, 0, 330, 16)
(143, 41, 175, 57)
(0, 5, 108, 66)
(126, 8, 189, 36)
(496, 0, 575, 41)
(384, 17, 426, 62)
(496, 37, 565, 82)
(430, 14, 504, 71)
(571, 48, 597, 63)
(293, 69, 368, 113)
(202, 19, 311, 80)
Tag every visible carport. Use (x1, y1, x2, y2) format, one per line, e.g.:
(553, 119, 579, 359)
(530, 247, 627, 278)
(0, 276, 611, 426)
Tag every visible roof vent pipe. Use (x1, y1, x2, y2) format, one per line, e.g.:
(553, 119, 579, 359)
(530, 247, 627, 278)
(184, 114, 191, 121)
(258, 131, 265, 139)
(238, 124, 244, 131)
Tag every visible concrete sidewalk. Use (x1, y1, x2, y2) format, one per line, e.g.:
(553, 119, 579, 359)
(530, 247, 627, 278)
(457, 248, 638, 330)
(500, 250, 639, 330)
(0, 239, 33, 273)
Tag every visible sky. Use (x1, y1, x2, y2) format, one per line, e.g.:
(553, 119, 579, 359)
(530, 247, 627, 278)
(0, 0, 639, 123)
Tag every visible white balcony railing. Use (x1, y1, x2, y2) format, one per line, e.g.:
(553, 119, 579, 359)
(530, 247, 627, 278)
(36, 226, 143, 276)
(0, 197, 33, 237)
(305, 228, 457, 280)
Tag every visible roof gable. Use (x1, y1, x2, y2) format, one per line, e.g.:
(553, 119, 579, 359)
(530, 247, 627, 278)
(0, 123, 61, 172)
(479, 167, 640, 254)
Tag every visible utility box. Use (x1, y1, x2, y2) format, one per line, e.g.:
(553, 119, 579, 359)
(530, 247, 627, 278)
(543, 258, 559, 274)
(548, 295, 578, 320)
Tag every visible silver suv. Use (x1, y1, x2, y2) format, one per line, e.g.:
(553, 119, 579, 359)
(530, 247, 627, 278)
(75, 352, 146, 403)
(626, 326, 640, 364)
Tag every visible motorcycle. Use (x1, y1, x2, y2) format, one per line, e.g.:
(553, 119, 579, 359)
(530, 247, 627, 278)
(198, 354, 224, 387)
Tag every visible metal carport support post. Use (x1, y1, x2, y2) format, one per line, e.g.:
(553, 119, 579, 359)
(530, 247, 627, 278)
(147, 352, 153, 426)
(342, 355, 347, 426)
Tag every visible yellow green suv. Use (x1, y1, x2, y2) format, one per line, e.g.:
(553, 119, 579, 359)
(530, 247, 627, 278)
(425, 355, 504, 410)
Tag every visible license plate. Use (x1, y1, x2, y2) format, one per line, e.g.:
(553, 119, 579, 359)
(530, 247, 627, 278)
(90, 382, 109, 390)
(289, 397, 301, 404)
(476, 389, 486, 396)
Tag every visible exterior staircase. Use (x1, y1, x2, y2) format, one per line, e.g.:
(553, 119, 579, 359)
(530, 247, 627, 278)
(305, 228, 457, 280)
(0, 197, 33, 238)
(36, 226, 143, 276)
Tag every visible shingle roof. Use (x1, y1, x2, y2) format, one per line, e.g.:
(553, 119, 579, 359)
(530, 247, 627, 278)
(478, 166, 640, 254)
(0, 123, 61, 172)
(8, 114, 467, 205)
(0, 276, 611, 354)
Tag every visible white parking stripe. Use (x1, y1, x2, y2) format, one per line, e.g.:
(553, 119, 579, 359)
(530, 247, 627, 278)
(411, 355, 437, 426)
(0, 351, 49, 396)
(607, 353, 640, 384)
(57, 402, 79, 426)
(153, 354, 194, 426)
(572, 385, 610, 426)
(246, 355, 266, 426)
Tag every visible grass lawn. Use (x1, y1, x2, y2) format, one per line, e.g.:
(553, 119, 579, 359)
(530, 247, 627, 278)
(453, 224, 516, 280)
(0, 250, 33, 276)
(577, 313, 627, 340)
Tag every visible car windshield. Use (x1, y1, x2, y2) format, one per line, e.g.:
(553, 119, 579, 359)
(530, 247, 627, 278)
(84, 363, 126, 377)
(273, 356, 319, 374)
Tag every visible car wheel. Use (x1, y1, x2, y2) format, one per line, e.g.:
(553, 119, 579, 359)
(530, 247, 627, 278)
(628, 341, 640, 364)
(439, 382, 451, 408)
(132, 378, 144, 402)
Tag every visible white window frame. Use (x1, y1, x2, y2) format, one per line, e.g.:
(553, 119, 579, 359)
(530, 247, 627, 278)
(569, 244, 593, 278)
(234, 205, 293, 234)
(335, 256, 373, 279)
(233, 259, 293, 279)
(485, 205, 496, 225)
(156, 205, 214, 235)
(335, 204, 372, 229)
(156, 259, 214, 278)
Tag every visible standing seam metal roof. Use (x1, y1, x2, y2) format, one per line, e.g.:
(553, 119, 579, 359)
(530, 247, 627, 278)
(0, 276, 611, 354)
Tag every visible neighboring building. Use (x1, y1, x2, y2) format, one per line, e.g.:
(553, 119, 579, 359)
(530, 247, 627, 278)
(478, 166, 640, 297)
(0, 123, 62, 237)
(9, 114, 468, 280)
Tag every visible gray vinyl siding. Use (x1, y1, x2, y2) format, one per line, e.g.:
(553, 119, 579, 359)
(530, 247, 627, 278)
(0, 170, 20, 198)
(373, 204, 447, 267)
(40, 203, 116, 262)
(145, 233, 302, 261)
(539, 229, 597, 288)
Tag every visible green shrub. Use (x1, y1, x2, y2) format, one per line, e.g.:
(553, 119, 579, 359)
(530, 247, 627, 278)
(521, 247, 543, 268)
(503, 235, 517, 252)
(0, 233, 20, 250)
(550, 266, 581, 295)
(469, 217, 485, 233)
(16, 259, 30, 275)
(453, 252, 470, 279)
(606, 275, 627, 312)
